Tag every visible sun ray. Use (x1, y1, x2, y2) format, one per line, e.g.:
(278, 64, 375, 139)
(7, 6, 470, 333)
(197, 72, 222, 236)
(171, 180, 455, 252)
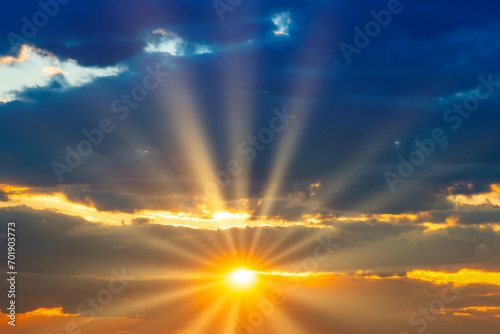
(161, 75, 226, 213)
(220, 294, 242, 334)
(257, 16, 337, 220)
(100, 281, 218, 317)
(222, 52, 255, 212)
(262, 229, 334, 268)
(183, 291, 230, 333)
(266, 306, 309, 334)
(134, 227, 214, 268)
(307, 118, 425, 217)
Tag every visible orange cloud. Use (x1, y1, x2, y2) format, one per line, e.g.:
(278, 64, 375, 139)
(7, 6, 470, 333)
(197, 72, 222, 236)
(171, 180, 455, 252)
(0, 45, 31, 65)
(0, 308, 139, 334)
(443, 306, 500, 319)
(407, 269, 500, 286)
(24, 307, 76, 317)
(42, 66, 63, 76)
(448, 183, 500, 206)
(0, 183, 315, 229)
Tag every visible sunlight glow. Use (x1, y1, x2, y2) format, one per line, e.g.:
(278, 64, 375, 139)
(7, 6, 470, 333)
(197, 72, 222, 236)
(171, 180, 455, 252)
(0, 184, 317, 229)
(226, 269, 258, 290)
(231, 269, 256, 284)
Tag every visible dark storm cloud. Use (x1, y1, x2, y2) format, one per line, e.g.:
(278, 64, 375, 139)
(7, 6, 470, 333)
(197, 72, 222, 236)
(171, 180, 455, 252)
(0, 191, 8, 201)
(0, 208, 500, 334)
(1, 206, 500, 333)
(0, 0, 500, 215)
(453, 205, 500, 225)
(2, 270, 500, 334)
(1, 206, 500, 278)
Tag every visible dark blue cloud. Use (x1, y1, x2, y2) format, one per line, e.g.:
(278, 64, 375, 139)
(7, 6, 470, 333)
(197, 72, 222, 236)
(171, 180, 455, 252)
(0, 0, 500, 215)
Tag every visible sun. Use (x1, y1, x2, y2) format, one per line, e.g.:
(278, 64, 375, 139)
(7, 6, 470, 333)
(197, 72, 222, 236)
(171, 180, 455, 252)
(232, 269, 255, 283)
(226, 269, 257, 290)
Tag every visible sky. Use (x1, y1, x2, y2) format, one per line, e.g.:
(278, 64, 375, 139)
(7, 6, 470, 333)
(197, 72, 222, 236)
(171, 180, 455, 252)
(1, 0, 500, 333)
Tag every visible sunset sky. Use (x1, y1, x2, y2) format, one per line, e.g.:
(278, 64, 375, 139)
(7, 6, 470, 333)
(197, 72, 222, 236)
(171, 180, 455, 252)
(1, 0, 500, 333)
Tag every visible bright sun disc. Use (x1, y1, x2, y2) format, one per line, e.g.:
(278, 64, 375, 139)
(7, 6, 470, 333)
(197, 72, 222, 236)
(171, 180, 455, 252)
(232, 270, 255, 283)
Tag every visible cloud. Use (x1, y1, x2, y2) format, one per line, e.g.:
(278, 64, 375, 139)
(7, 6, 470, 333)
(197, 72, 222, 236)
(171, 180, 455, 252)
(0, 45, 125, 101)
(0, 9, 499, 215)
(42, 66, 63, 76)
(0, 203, 499, 333)
(0, 44, 31, 65)
(407, 269, 500, 286)
(271, 11, 292, 36)
(2, 267, 500, 334)
(1, 206, 500, 279)
(0, 1, 499, 333)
